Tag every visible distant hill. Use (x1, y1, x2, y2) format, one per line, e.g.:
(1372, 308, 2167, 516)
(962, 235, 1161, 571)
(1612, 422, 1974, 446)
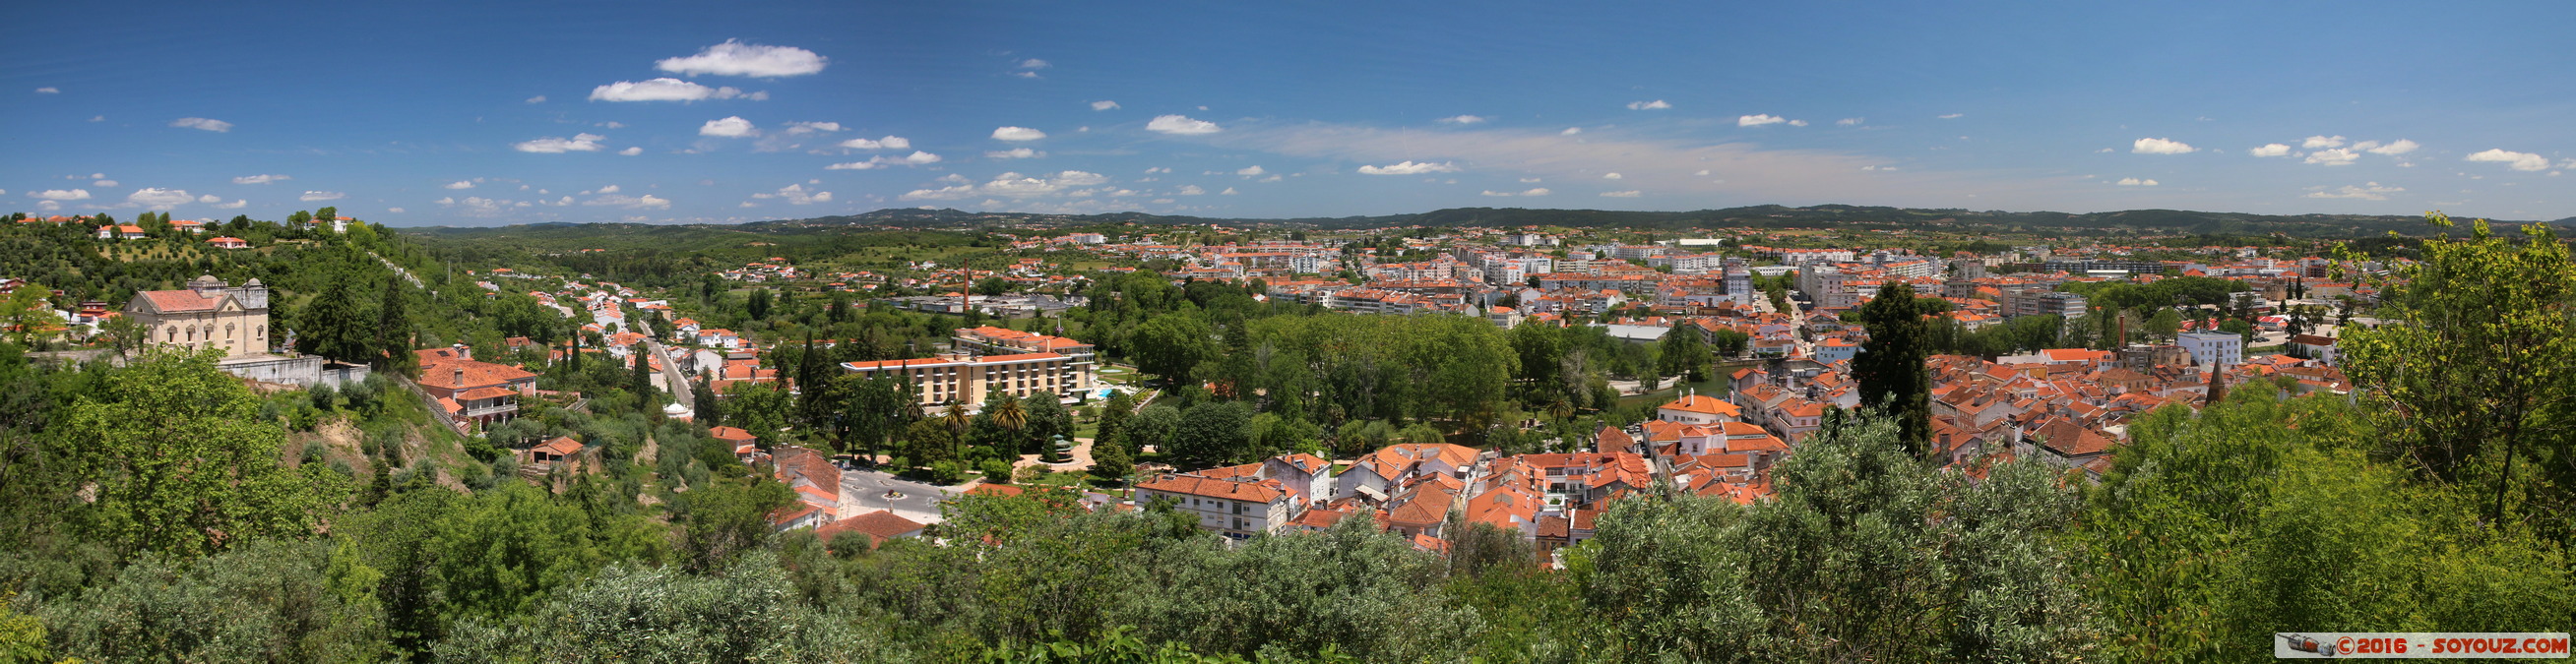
(397, 205, 2565, 239)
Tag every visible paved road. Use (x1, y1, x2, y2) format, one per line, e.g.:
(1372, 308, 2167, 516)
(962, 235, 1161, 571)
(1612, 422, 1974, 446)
(648, 339, 693, 410)
(839, 467, 956, 523)
(366, 251, 423, 288)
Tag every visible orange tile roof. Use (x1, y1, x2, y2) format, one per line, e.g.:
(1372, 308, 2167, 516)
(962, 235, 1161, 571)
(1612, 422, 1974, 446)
(1137, 474, 1287, 503)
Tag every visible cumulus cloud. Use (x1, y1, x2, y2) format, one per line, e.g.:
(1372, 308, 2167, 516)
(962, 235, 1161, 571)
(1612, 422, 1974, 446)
(199, 195, 221, 203)
(1937, 113, 1964, 119)
(1437, 115, 1486, 124)
(1520, 187, 1551, 196)
(589, 78, 752, 102)
(299, 191, 346, 202)
(824, 161, 880, 170)
(839, 136, 911, 150)
(1480, 190, 1516, 197)
(2466, 149, 2551, 171)
(1355, 160, 1459, 175)
(2302, 135, 2346, 150)
(170, 117, 232, 132)
(2248, 144, 2293, 157)
(1737, 114, 1789, 127)
(1220, 187, 1238, 196)
(902, 171, 1109, 201)
(1560, 127, 1582, 136)
(34, 87, 59, 93)
(233, 174, 291, 184)
(826, 151, 942, 169)
(2365, 139, 2419, 155)
(585, 193, 673, 209)
(700, 116, 758, 137)
(2114, 177, 2160, 186)
(1626, 99, 1671, 110)
(893, 151, 941, 164)
(1602, 172, 1623, 179)
(128, 188, 195, 208)
(1599, 190, 1642, 198)
(985, 148, 1043, 158)
(991, 126, 1047, 141)
(2304, 182, 2403, 201)
(1176, 185, 1206, 196)
(1837, 118, 1863, 126)
(2132, 138, 2196, 154)
(514, 134, 607, 152)
(655, 40, 828, 77)
(1236, 165, 1265, 176)
(618, 147, 644, 155)
(1146, 114, 1223, 135)
(443, 180, 474, 190)
(1788, 119, 1808, 127)
(783, 121, 842, 134)
(2304, 149, 2359, 166)
(29, 189, 91, 201)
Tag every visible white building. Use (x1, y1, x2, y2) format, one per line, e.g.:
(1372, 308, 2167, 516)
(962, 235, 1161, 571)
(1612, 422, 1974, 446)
(2177, 331, 2243, 369)
(1133, 474, 1298, 539)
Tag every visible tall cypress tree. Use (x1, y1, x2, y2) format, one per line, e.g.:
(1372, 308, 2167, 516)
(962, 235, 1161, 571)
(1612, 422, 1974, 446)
(1853, 282, 1932, 457)
(378, 273, 416, 372)
(632, 348, 657, 403)
(296, 264, 375, 364)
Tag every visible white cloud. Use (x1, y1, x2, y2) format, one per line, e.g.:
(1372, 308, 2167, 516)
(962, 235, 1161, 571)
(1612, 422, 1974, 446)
(991, 126, 1047, 141)
(212, 199, 247, 210)
(1560, 127, 1582, 136)
(765, 184, 831, 205)
(586, 193, 673, 209)
(1018, 58, 1049, 69)
(2301, 135, 2347, 150)
(901, 170, 1110, 201)
(1737, 114, 1789, 127)
(824, 161, 881, 170)
(87, 115, 100, 122)
(233, 174, 291, 184)
(525, 94, 546, 104)
(2466, 149, 2551, 171)
(93, 180, 117, 187)
(1220, 187, 1238, 196)
(34, 201, 58, 211)
(1837, 118, 1863, 126)
(1599, 190, 1642, 198)
(128, 188, 194, 208)
(1091, 100, 1120, 111)
(1177, 185, 1206, 196)
(2304, 149, 2359, 166)
(701, 116, 758, 138)
(1626, 99, 1671, 110)
(169, 117, 232, 132)
(1520, 187, 1551, 196)
(2132, 138, 2196, 154)
(1146, 114, 1223, 135)
(1355, 160, 1459, 175)
(2365, 139, 2419, 155)
(589, 78, 750, 102)
(1142, 166, 1170, 174)
(299, 191, 346, 202)
(1602, 172, 1623, 179)
(895, 151, 940, 164)
(618, 147, 644, 155)
(2248, 144, 2293, 157)
(2304, 182, 2404, 201)
(1236, 165, 1266, 176)
(596, 185, 620, 194)
(829, 151, 943, 169)
(985, 148, 1043, 158)
(388, 208, 405, 213)
(2114, 177, 2159, 186)
(783, 121, 842, 134)
(1437, 115, 1486, 124)
(34, 87, 59, 93)
(29, 189, 91, 201)
(1937, 113, 1964, 119)
(839, 136, 911, 150)
(1480, 190, 1516, 197)
(655, 40, 828, 77)
(199, 195, 221, 203)
(1788, 119, 1809, 127)
(514, 133, 607, 152)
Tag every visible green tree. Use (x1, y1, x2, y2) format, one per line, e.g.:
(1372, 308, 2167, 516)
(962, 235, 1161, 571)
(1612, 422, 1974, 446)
(56, 350, 351, 560)
(670, 473, 795, 572)
(0, 285, 58, 348)
(1129, 315, 1217, 387)
(1126, 403, 1182, 454)
(1659, 326, 1711, 383)
(1852, 283, 1933, 454)
(2339, 212, 2576, 530)
(295, 265, 378, 363)
(1169, 400, 1253, 468)
(433, 552, 905, 662)
(377, 274, 417, 372)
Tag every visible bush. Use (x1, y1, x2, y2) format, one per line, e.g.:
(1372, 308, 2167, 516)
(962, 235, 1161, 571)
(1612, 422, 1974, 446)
(929, 460, 966, 485)
(979, 458, 1014, 484)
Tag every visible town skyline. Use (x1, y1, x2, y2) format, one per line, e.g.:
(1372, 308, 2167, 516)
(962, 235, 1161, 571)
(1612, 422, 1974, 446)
(7, 0, 2573, 225)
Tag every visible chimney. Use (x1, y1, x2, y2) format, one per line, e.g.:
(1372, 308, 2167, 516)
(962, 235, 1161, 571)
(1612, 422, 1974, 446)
(454, 367, 466, 386)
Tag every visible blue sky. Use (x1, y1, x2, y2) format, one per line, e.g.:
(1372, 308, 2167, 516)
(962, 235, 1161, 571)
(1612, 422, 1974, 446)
(3, 1, 2571, 226)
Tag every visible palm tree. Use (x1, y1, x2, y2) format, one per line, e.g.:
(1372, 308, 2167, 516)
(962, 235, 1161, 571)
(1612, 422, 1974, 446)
(942, 401, 970, 459)
(989, 397, 1029, 453)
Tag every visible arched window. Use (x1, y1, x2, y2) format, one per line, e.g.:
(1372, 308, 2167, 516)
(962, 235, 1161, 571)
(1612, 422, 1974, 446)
(165, 327, 177, 342)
